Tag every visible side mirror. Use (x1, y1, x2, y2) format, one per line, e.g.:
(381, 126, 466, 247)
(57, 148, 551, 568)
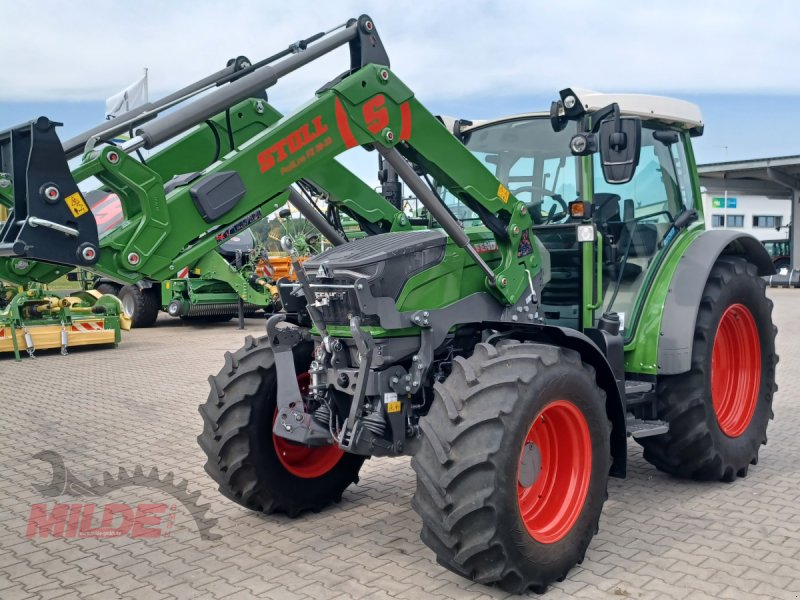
(597, 116, 641, 184)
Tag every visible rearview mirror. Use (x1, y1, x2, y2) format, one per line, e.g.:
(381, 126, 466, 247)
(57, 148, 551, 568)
(598, 116, 641, 184)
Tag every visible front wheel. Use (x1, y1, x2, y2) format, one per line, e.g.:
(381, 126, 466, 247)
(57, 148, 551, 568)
(639, 256, 777, 481)
(412, 340, 610, 594)
(198, 334, 364, 516)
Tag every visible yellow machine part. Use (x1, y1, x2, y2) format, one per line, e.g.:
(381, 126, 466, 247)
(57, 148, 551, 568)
(0, 319, 116, 354)
(65, 291, 131, 331)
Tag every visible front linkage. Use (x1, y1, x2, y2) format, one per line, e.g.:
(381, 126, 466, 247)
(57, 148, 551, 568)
(268, 236, 545, 458)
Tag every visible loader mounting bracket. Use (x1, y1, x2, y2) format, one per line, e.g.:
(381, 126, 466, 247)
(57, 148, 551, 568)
(0, 118, 99, 266)
(266, 314, 331, 446)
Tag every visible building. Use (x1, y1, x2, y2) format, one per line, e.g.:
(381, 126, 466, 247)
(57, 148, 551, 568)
(700, 191, 790, 242)
(698, 156, 800, 270)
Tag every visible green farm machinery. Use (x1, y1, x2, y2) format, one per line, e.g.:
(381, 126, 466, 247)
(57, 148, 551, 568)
(0, 182, 129, 360)
(1, 16, 778, 593)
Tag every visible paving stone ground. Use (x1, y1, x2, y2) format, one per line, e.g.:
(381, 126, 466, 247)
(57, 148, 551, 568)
(1, 289, 799, 600)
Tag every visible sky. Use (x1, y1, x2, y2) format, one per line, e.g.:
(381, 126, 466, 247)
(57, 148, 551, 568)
(1, 0, 799, 182)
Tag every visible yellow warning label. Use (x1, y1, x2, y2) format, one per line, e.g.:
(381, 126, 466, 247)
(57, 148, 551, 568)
(386, 401, 401, 414)
(64, 192, 89, 218)
(497, 184, 510, 204)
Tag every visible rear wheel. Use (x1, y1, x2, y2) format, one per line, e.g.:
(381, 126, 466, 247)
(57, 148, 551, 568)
(198, 334, 364, 516)
(118, 285, 160, 328)
(639, 256, 777, 481)
(412, 340, 610, 593)
(94, 282, 121, 297)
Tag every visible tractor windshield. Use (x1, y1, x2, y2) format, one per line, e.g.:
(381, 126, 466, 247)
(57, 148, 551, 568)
(439, 117, 580, 227)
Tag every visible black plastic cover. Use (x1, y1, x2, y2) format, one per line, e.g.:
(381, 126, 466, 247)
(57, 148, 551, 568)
(304, 230, 447, 315)
(189, 171, 246, 223)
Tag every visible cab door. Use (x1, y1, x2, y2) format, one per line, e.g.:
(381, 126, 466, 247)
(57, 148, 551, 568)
(590, 123, 697, 338)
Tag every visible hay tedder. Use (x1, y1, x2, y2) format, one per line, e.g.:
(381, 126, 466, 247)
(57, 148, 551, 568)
(1, 15, 778, 593)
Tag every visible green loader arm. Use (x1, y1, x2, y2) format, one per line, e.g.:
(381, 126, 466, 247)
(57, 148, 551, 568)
(0, 17, 537, 305)
(0, 98, 408, 289)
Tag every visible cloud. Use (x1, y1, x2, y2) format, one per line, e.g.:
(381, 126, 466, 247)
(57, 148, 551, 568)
(1, 0, 797, 108)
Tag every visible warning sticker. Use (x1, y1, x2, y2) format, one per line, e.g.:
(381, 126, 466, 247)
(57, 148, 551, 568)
(497, 184, 510, 204)
(384, 392, 401, 413)
(64, 192, 89, 218)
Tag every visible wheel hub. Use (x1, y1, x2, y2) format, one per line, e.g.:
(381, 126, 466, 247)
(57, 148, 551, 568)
(122, 295, 135, 317)
(517, 399, 592, 544)
(273, 372, 344, 479)
(711, 303, 761, 438)
(518, 442, 542, 488)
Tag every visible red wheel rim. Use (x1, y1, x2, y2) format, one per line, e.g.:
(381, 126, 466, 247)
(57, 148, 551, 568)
(517, 399, 592, 544)
(711, 304, 761, 437)
(273, 372, 343, 478)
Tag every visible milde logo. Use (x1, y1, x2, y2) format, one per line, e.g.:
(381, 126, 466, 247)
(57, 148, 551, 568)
(258, 116, 329, 174)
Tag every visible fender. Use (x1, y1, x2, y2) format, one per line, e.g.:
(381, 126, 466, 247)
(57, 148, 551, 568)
(485, 321, 628, 478)
(658, 229, 774, 375)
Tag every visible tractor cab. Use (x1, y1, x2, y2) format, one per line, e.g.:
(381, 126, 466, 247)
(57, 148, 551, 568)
(443, 89, 705, 337)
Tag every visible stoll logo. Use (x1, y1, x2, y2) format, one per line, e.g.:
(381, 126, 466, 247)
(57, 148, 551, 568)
(257, 115, 330, 174)
(25, 450, 219, 540)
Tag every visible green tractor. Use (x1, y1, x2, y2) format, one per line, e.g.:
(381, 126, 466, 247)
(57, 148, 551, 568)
(1, 16, 777, 593)
(194, 24, 776, 592)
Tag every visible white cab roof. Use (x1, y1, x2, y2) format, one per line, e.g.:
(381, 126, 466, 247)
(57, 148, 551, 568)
(456, 88, 703, 132)
(566, 87, 703, 129)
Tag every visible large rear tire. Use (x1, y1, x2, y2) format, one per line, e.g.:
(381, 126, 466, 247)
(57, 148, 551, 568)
(198, 334, 364, 516)
(412, 340, 610, 594)
(638, 256, 777, 481)
(118, 285, 160, 328)
(93, 282, 121, 297)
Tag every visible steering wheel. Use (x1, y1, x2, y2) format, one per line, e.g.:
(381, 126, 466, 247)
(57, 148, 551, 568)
(513, 186, 569, 225)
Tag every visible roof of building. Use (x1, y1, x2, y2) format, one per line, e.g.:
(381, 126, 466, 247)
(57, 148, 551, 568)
(699, 156, 800, 196)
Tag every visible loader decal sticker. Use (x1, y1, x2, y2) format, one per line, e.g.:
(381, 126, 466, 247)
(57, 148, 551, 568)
(257, 116, 329, 173)
(215, 210, 262, 242)
(473, 240, 498, 254)
(399, 101, 412, 140)
(517, 229, 533, 258)
(334, 97, 358, 149)
(497, 184, 510, 204)
(363, 94, 389, 134)
(64, 192, 90, 218)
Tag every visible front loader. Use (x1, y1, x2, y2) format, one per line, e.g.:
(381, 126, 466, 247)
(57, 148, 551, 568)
(0, 47, 412, 329)
(2, 16, 778, 594)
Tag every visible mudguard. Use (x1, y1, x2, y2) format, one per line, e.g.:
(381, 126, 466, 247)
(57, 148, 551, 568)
(658, 229, 774, 375)
(485, 321, 628, 478)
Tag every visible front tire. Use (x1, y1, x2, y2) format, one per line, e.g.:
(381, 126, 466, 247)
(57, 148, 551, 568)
(412, 340, 610, 594)
(638, 256, 777, 481)
(198, 334, 364, 516)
